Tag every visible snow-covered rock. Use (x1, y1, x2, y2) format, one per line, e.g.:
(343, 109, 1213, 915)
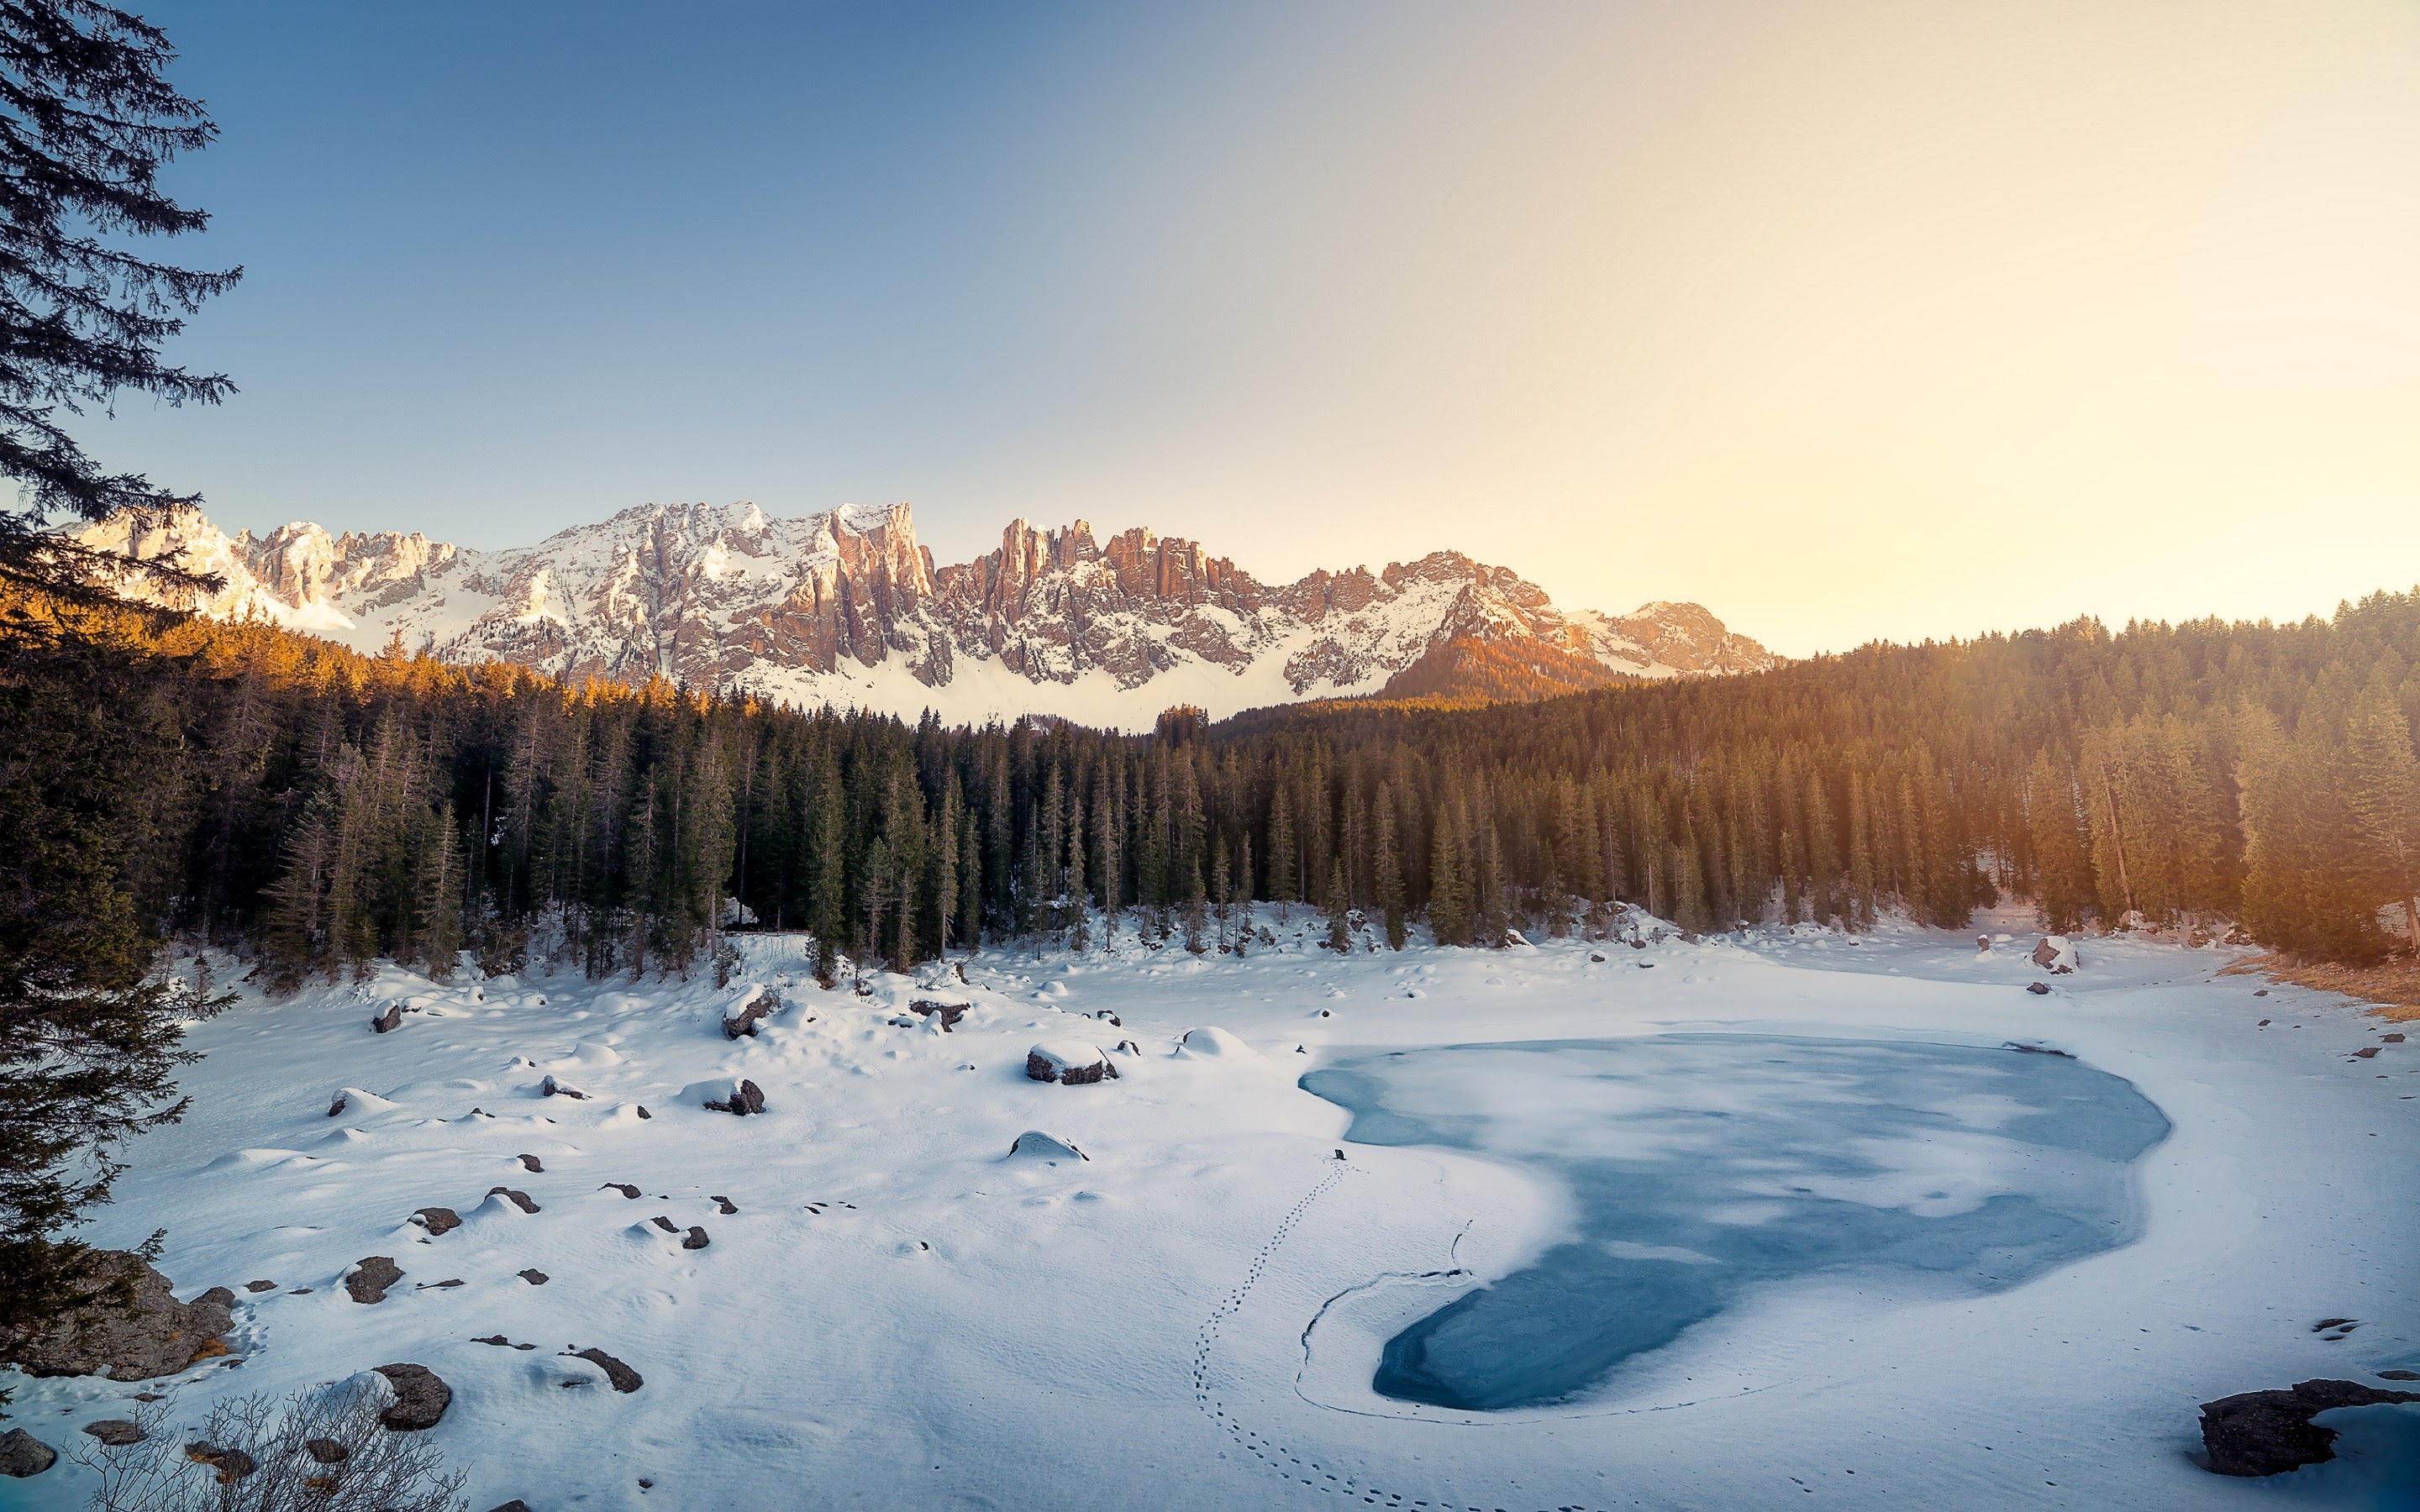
(1007, 1131, 1089, 1163)
(2031, 936, 2080, 974)
(1025, 1041, 1118, 1084)
(1175, 1026, 1257, 1059)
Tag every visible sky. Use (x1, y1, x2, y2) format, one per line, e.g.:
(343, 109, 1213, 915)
(87, 0, 2420, 657)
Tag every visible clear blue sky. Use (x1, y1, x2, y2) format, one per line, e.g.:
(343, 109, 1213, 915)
(97, 2, 2420, 654)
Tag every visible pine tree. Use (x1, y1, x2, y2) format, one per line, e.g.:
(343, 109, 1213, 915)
(1373, 782, 1406, 949)
(2342, 681, 2420, 953)
(1266, 783, 1297, 916)
(1322, 853, 1352, 952)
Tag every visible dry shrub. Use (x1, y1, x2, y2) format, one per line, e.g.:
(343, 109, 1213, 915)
(67, 1381, 466, 1511)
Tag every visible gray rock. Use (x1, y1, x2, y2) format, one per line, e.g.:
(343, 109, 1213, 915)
(518, 1153, 544, 1173)
(184, 1441, 256, 1481)
(303, 1437, 349, 1463)
(486, 1502, 533, 1512)
(371, 1005, 402, 1033)
(602, 1182, 639, 1199)
(540, 1074, 587, 1100)
(327, 1093, 347, 1117)
(723, 987, 783, 1038)
(0, 1428, 57, 1477)
(243, 1279, 277, 1293)
(487, 1187, 539, 1214)
(572, 1347, 644, 1392)
(711, 1194, 738, 1215)
(908, 999, 967, 1031)
(83, 1419, 145, 1446)
(372, 1362, 452, 1431)
(413, 1206, 461, 1235)
(2201, 1378, 2420, 1475)
(0, 1252, 235, 1379)
(345, 1256, 402, 1305)
(703, 1079, 766, 1116)
(681, 1226, 710, 1251)
(518, 1268, 549, 1285)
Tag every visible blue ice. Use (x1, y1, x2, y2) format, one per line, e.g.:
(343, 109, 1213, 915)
(1301, 1036, 2170, 1411)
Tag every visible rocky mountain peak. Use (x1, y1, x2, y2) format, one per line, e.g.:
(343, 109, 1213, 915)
(70, 499, 1776, 730)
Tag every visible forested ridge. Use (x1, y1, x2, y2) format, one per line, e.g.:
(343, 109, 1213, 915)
(8, 585, 2420, 1009)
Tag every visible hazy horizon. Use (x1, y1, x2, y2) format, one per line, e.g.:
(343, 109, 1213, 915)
(87, 0, 2420, 659)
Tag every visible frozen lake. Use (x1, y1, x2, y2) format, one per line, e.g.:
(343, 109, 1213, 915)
(1303, 1035, 2172, 1411)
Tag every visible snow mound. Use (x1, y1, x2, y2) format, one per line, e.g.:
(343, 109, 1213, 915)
(1007, 1131, 1089, 1163)
(1176, 1026, 1257, 1060)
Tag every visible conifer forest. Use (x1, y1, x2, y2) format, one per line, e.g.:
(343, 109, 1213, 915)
(9, 583, 2417, 1012)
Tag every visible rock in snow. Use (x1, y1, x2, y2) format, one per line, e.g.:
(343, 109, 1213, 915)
(1, 1252, 234, 1378)
(2199, 1378, 2420, 1475)
(1026, 1041, 1118, 1084)
(2031, 935, 2079, 973)
(373, 1362, 453, 1431)
(345, 1256, 403, 1304)
(0, 1428, 58, 1477)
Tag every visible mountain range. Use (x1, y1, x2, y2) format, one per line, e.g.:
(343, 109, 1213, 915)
(72, 501, 1776, 728)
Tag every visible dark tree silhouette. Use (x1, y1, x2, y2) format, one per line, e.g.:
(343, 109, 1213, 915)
(0, 0, 239, 593)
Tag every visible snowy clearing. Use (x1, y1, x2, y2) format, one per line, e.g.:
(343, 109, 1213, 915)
(4, 914, 2416, 1509)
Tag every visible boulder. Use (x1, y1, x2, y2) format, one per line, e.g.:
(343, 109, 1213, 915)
(1007, 1131, 1088, 1163)
(303, 1438, 349, 1463)
(711, 1194, 739, 1214)
(2030, 935, 2079, 974)
(1026, 1041, 1118, 1084)
(572, 1347, 644, 1392)
(908, 999, 968, 1031)
(345, 1256, 402, 1305)
(518, 1153, 544, 1172)
(539, 1074, 588, 1100)
(0, 1252, 235, 1379)
(487, 1503, 533, 1512)
(244, 1279, 276, 1294)
(371, 1005, 402, 1034)
(722, 987, 782, 1039)
(702, 1078, 766, 1116)
(372, 1362, 452, 1431)
(2025, 981, 2051, 995)
(602, 1182, 640, 1199)
(184, 1441, 257, 1482)
(681, 1226, 710, 1251)
(83, 1420, 145, 1446)
(412, 1206, 461, 1236)
(327, 1093, 347, 1117)
(0, 1429, 56, 1477)
(2201, 1378, 2419, 1476)
(517, 1268, 549, 1285)
(487, 1187, 540, 1214)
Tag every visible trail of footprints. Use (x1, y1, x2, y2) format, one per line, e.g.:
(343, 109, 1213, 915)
(1191, 1160, 1607, 1512)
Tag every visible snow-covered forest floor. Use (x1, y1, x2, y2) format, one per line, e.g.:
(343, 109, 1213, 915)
(5, 910, 2416, 1509)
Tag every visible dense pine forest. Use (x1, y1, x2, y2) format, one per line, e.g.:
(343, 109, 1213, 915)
(5, 585, 2418, 1000)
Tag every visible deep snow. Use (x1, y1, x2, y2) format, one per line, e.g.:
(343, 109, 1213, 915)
(3, 913, 2416, 1509)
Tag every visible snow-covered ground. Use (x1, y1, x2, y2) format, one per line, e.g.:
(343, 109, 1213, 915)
(5, 913, 2416, 1509)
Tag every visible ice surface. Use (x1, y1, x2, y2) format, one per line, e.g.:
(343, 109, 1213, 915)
(1304, 1036, 2169, 1410)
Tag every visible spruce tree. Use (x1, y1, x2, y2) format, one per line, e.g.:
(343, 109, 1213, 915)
(0, 1, 241, 593)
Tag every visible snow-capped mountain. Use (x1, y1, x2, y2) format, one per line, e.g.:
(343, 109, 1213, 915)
(72, 501, 1776, 728)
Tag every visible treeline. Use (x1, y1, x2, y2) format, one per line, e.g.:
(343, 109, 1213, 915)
(5, 586, 2419, 1004)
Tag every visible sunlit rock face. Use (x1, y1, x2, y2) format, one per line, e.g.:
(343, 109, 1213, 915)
(71, 501, 1776, 727)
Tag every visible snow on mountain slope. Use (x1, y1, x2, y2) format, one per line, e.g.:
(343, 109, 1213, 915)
(71, 501, 1777, 728)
